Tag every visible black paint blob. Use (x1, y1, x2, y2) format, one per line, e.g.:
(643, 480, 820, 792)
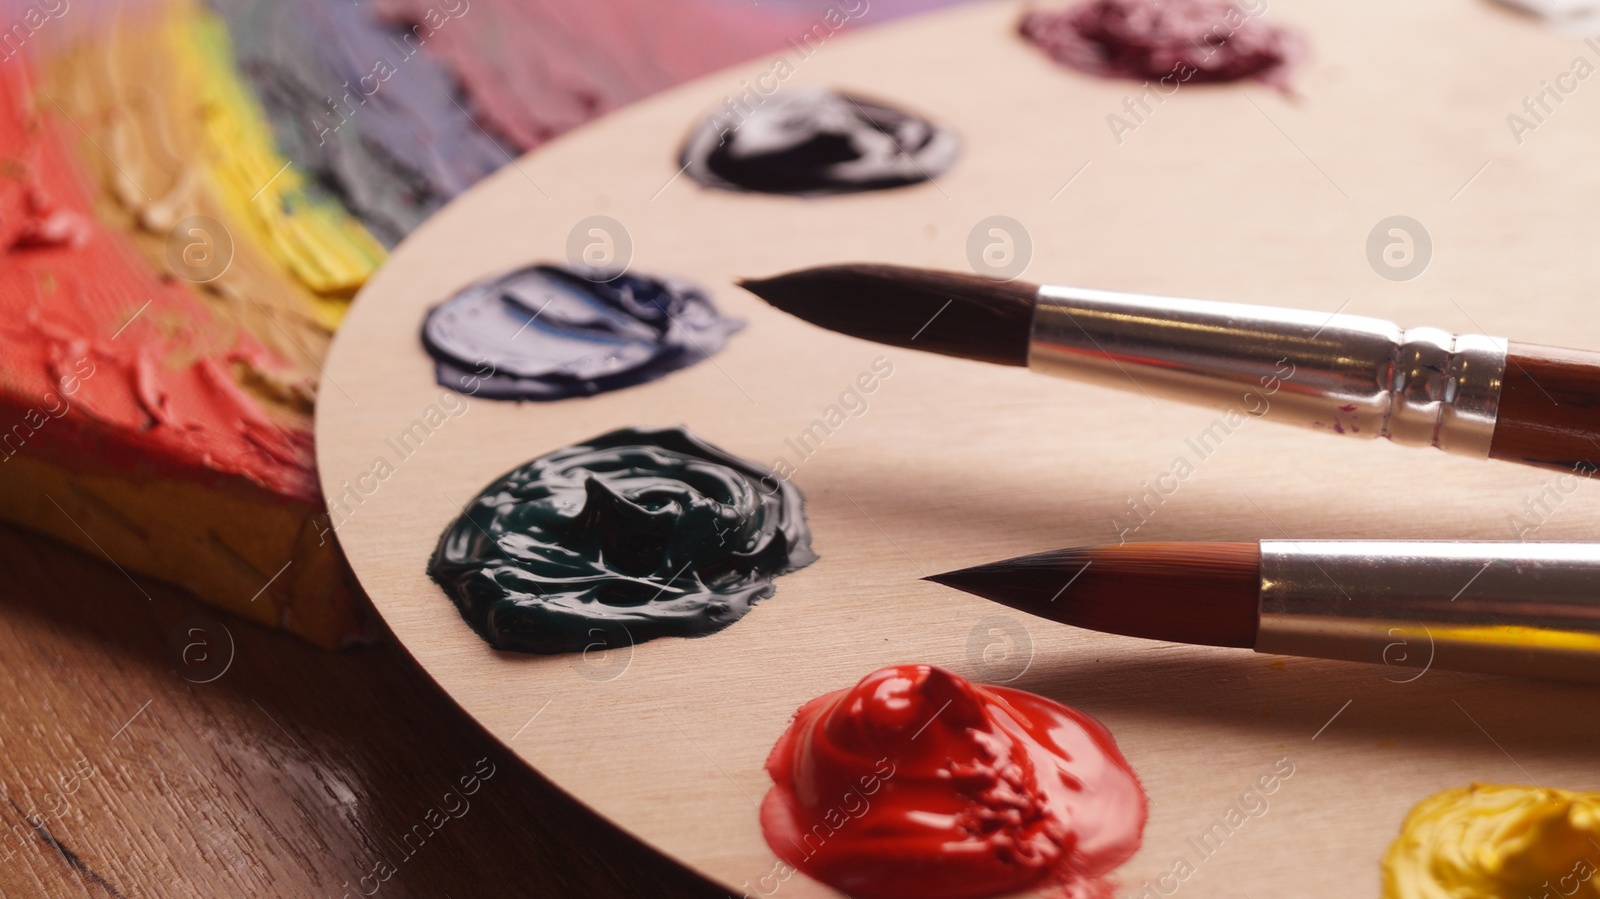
(421, 264, 742, 400)
(428, 426, 817, 654)
(679, 86, 959, 196)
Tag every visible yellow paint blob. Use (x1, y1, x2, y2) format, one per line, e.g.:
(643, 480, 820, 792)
(1383, 784, 1600, 899)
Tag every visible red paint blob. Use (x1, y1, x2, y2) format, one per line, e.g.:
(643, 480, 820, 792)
(1020, 0, 1304, 89)
(760, 665, 1145, 899)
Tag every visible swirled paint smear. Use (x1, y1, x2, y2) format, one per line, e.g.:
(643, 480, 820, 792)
(421, 265, 743, 400)
(1382, 783, 1600, 899)
(762, 664, 1146, 899)
(680, 86, 960, 196)
(429, 426, 815, 654)
(1020, 0, 1304, 89)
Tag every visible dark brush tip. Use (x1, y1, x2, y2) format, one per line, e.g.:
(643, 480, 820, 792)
(928, 543, 1263, 649)
(739, 264, 1038, 367)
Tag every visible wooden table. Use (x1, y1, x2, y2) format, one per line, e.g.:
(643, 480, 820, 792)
(0, 523, 713, 898)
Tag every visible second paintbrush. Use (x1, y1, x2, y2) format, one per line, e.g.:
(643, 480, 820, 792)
(739, 264, 1600, 474)
(927, 541, 1600, 683)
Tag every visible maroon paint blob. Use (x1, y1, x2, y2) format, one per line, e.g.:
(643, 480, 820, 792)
(760, 665, 1146, 899)
(1020, 0, 1304, 89)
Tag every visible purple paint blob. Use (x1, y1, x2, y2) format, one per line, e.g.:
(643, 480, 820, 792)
(422, 264, 742, 401)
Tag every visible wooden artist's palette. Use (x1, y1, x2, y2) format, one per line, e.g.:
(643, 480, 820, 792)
(316, 1, 1600, 895)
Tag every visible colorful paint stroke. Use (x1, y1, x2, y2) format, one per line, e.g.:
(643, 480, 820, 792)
(0, 46, 364, 644)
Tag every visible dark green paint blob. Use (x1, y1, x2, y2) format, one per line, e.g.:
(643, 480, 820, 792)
(429, 426, 816, 654)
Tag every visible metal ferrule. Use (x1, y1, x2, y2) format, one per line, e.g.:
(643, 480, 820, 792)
(1028, 287, 1508, 457)
(1258, 541, 1600, 683)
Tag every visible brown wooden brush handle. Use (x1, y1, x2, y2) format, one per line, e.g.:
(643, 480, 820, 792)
(1488, 342, 1600, 474)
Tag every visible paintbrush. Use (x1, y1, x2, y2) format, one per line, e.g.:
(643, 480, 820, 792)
(926, 541, 1600, 683)
(738, 264, 1600, 473)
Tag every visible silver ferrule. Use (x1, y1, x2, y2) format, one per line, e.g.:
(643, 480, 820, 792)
(1029, 287, 1508, 457)
(1258, 541, 1600, 683)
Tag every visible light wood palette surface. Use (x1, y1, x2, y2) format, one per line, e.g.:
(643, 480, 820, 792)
(317, 1, 1600, 895)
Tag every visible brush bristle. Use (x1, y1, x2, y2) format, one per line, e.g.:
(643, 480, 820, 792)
(737, 264, 1038, 367)
(927, 543, 1262, 648)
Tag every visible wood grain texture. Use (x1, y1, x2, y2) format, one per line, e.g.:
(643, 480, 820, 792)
(0, 523, 712, 898)
(1489, 342, 1600, 473)
(316, 1, 1600, 896)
